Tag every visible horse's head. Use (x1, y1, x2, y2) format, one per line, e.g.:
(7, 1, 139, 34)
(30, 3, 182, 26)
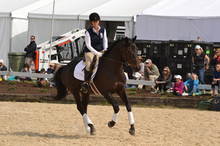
(122, 36, 140, 72)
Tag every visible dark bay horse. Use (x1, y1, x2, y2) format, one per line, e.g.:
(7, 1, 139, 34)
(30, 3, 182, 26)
(53, 36, 140, 135)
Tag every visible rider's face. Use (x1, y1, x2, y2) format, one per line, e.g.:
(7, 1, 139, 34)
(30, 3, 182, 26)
(91, 21, 99, 29)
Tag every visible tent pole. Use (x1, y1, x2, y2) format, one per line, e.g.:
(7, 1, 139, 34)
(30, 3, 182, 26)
(48, 0, 56, 68)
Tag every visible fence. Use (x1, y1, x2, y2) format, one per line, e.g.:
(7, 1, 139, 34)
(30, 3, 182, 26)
(0, 71, 212, 90)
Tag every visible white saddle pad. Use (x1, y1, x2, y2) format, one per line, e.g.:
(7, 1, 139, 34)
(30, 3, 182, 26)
(73, 60, 99, 81)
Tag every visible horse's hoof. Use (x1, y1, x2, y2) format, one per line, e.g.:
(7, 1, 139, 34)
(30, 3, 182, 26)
(129, 129, 135, 135)
(90, 129, 96, 135)
(88, 124, 96, 135)
(108, 121, 115, 128)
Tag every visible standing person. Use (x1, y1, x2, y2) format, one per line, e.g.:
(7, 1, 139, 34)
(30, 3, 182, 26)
(0, 59, 7, 80)
(211, 64, 220, 95)
(24, 35, 37, 68)
(183, 73, 199, 97)
(192, 45, 210, 84)
(172, 75, 183, 96)
(144, 59, 160, 89)
(81, 12, 108, 93)
(151, 66, 172, 93)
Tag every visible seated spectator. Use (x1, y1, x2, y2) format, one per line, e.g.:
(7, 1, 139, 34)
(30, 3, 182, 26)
(0, 59, 7, 80)
(37, 68, 47, 87)
(133, 55, 145, 89)
(144, 59, 160, 89)
(211, 63, 220, 95)
(211, 48, 220, 67)
(48, 64, 61, 87)
(151, 66, 172, 93)
(172, 75, 183, 96)
(15, 63, 32, 81)
(183, 73, 199, 97)
(47, 63, 55, 74)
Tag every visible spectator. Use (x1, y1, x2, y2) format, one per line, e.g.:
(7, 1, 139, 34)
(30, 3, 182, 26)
(15, 63, 33, 81)
(192, 45, 210, 84)
(24, 35, 37, 68)
(133, 55, 145, 89)
(144, 59, 160, 89)
(0, 59, 7, 80)
(211, 48, 220, 67)
(151, 66, 172, 93)
(183, 73, 199, 97)
(48, 64, 61, 87)
(47, 63, 55, 74)
(211, 63, 220, 95)
(172, 75, 183, 96)
(37, 68, 47, 87)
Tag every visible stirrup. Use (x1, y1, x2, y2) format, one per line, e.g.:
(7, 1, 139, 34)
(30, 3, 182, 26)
(81, 82, 89, 93)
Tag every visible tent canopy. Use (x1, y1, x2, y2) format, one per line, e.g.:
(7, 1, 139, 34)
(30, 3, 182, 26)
(79, 0, 161, 21)
(28, 0, 161, 44)
(0, 0, 54, 68)
(135, 0, 220, 42)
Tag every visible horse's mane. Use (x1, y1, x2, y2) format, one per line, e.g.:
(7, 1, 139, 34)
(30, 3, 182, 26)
(103, 38, 125, 57)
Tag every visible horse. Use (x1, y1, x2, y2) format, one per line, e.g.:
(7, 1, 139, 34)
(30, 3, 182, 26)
(53, 36, 140, 135)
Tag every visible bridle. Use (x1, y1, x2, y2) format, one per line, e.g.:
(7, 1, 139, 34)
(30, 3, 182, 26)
(101, 43, 138, 66)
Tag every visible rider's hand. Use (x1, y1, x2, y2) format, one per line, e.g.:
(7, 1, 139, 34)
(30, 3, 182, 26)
(96, 52, 103, 57)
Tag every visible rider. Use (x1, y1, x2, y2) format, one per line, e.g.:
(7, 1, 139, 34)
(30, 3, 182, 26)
(81, 12, 108, 93)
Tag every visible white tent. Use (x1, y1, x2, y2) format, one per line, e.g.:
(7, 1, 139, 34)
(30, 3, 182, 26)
(28, 0, 161, 44)
(135, 0, 220, 42)
(0, 0, 54, 67)
(28, 0, 111, 44)
(79, 0, 162, 38)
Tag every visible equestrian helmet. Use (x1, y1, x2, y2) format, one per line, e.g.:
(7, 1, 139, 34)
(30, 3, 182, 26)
(89, 12, 100, 21)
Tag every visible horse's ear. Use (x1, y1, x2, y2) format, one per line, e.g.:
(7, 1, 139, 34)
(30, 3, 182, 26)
(125, 37, 129, 44)
(132, 36, 137, 43)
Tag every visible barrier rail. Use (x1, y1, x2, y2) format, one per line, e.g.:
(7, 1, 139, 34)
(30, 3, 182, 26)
(0, 71, 212, 90)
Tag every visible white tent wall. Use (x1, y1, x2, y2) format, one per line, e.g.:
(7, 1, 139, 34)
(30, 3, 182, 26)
(11, 18, 29, 52)
(28, 18, 85, 44)
(136, 15, 220, 42)
(0, 18, 11, 68)
(0, 0, 55, 68)
(135, 0, 220, 42)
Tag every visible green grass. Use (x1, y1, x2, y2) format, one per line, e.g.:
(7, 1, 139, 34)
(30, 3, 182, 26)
(40, 89, 48, 92)
(8, 81, 16, 85)
(127, 91, 137, 95)
(7, 87, 15, 91)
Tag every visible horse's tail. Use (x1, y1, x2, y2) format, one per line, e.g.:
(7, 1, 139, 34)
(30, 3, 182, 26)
(53, 66, 67, 100)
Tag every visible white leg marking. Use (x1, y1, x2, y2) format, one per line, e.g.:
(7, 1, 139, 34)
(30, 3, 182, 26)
(83, 113, 93, 134)
(112, 113, 118, 123)
(128, 112, 134, 125)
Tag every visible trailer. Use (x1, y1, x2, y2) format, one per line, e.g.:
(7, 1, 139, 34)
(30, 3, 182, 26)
(33, 29, 86, 71)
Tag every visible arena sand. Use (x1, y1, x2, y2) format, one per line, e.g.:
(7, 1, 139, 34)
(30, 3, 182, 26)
(0, 102, 219, 146)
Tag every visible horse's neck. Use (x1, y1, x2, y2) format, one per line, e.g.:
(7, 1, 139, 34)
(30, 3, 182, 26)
(100, 44, 124, 74)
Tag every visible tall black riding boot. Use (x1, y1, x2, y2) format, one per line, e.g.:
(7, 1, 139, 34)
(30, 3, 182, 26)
(81, 69, 91, 93)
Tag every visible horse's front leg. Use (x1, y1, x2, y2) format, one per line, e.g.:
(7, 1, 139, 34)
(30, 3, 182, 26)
(81, 91, 96, 135)
(72, 89, 96, 135)
(102, 92, 120, 128)
(118, 88, 135, 135)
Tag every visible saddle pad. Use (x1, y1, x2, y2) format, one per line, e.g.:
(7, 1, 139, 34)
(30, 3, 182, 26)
(73, 60, 99, 82)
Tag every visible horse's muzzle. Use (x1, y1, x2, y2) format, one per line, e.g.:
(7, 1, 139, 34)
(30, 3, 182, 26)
(133, 66, 140, 72)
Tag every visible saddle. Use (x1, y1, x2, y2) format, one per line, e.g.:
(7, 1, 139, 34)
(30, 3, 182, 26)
(73, 56, 101, 95)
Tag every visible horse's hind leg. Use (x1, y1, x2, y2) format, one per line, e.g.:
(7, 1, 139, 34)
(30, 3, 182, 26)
(71, 89, 96, 135)
(117, 88, 135, 135)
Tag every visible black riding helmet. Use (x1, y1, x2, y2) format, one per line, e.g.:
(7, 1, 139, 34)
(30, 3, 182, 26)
(89, 12, 100, 22)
